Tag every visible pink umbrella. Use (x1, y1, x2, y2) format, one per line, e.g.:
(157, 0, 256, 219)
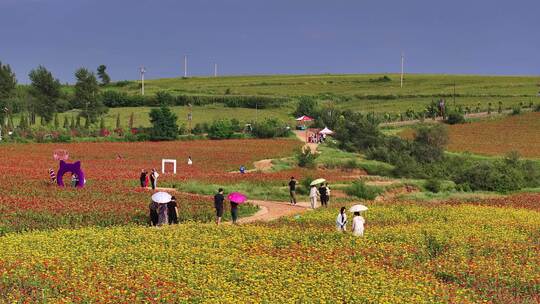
(228, 192, 247, 204)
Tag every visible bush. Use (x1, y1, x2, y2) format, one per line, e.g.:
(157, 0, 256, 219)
(297, 176, 314, 195)
(345, 180, 382, 200)
(424, 178, 442, 193)
(445, 112, 465, 125)
(534, 103, 540, 112)
(208, 120, 234, 139)
(296, 147, 318, 168)
(251, 118, 290, 138)
(512, 106, 521, 115)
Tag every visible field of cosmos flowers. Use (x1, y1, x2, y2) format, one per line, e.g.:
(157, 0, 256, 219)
(0, 138, 539, 303)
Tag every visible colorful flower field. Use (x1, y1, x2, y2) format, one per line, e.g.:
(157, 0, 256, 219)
(0, 200, 538, 303)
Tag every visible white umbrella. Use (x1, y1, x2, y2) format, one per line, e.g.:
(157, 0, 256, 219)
(319, 127, 334, 135)
(151, 191, 172, 204)
(310, 178, 326, 186)
(349, 204, 368, 213)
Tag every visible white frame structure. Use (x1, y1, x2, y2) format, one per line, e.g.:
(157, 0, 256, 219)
(162, 159, 177, 174)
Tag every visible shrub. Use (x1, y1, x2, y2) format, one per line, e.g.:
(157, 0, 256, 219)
(534, 103, 540, 112)
(296, 147, 318, 168)
(445, 112, 465, 125)
(251, 118, 290, 138)
(297, 176, 314, 195)
(149, 107, 179, 141)
(512, 106, 521, 115)
(424, 178, 442, 193)
(345, 180, 382, 200)
(208, 120, 234, 140)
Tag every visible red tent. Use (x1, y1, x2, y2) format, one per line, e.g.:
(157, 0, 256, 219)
(295, 115, 314, 121)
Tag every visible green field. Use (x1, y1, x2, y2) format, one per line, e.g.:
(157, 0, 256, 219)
(101, 73, 539, 114)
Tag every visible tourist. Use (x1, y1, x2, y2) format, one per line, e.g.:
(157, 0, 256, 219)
(151, 168, 159, 190)
(319, 183, 329, 207)
(139, 169, 147, 188)
(288, 176, 297, 205)
(309, 185, 319, 209)
(214, 188, 225, 225)
(168, 196, 179, 225)
(351, 212, 365, 237)
(145, 171, 150, 188)
(336, 207, 347, 232)
(230, 201, 239, 224)
(157, 202, 168, 226)
(71, 173, 78, 187)
(149, 200, 159, 226)
(239, 165, 246, 174)
(188, 156, 193, 166)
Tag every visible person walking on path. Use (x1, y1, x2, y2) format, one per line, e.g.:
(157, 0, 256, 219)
(230, 201, 239, 224)
(157, 202, 168, 226)
(309, 185, 319, 209)
(351, 212, 365, 237)
(139, 169, 147, 188)
(214, 188, 225, 225)
(288, 177, 298, 205)
(167, 196, 179, 225)
(319, 183, 329, 208)
(336, 207, 347, 232)
(149, 200, 159, 226)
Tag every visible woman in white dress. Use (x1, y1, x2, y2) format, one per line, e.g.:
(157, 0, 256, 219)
(351, 211, 365, 237)
(336, 207, 347, 232)
(309, 185, 319, 209)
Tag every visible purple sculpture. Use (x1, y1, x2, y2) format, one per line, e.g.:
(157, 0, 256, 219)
(57, 160, 85, 188)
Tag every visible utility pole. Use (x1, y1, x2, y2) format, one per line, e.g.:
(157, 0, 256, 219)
(140, 66, 146, 95)
(184, 55, 188, 78)
(214, 63, 218, 77)
(400, 52, 405, 88)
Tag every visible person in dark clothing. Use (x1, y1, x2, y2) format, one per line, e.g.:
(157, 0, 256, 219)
(139, 169, 147, 188)
(168, 196, 179, 224)
(319, 183, 329, 207)
(214, 188, 225, 225)
(288, 177, 297, 205)
(149, 169, 156, 190)
(149, 200, 159, 226)
(230, 201, 239, 224)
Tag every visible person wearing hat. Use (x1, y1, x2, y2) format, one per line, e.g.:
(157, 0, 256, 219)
(351, 212, 365, 237)
(214, 188, 225, 225)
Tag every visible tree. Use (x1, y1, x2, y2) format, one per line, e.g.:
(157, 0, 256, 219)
(116, 113, 121, 129)
(100, 117, 106, 130)
(128, 112, 134, 129)
(294, 96, 319, 118)
(18, 114, 28, 130)
(28, 66, 61, 123)
(0, 61, 17, 99)
(96, 65, 111, 86)
(63, 116, 69, 128)
(54, 113, 60, 129)
(149, 106, 178, 141)
(208, 120, 234, 139)
(74, 68, 107, 123)
(70, 116, 75, 129)
(412, 124, 449, 163)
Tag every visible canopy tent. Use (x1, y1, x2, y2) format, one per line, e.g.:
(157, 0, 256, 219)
(295, 115, 314, 122)
(319, 127, 334, 135)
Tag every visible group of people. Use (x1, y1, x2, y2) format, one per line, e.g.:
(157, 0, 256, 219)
(308, 133, 326, 144)
(214, 188, 239, 225)
(288, 177, 331, 209)
(47, 168, 81, 187)
(149, 196, 179, 226)
(336, 207, 365, 236)
(140, 169, 160, 190)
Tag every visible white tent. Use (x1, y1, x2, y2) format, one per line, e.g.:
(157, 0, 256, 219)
(319, 127, 334, 135)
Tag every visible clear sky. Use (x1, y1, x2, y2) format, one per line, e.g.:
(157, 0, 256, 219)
(1, 0, 539, 83)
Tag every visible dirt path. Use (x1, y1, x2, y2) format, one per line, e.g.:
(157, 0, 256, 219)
(252, 159, 273, 171)
(153, 187, 313, 223)
(293, 130, 318, 153)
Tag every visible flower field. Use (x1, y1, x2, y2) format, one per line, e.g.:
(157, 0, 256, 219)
(0, 139, 302, 233)
(446, 112, 540, 158)
(0, 199, 539, 303)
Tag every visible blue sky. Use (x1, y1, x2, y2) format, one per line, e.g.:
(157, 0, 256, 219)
(1, 0, 539, 83)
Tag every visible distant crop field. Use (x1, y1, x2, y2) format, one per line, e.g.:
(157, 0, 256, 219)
(446, 112, 540, 158)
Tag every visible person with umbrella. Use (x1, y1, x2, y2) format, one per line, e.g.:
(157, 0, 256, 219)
(228, 192, 247, 225)
(350, 204, 368, 237)
(309, 178, 325, 209)
(151, 192, 171, 227)
(214, 188, 225, 225)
